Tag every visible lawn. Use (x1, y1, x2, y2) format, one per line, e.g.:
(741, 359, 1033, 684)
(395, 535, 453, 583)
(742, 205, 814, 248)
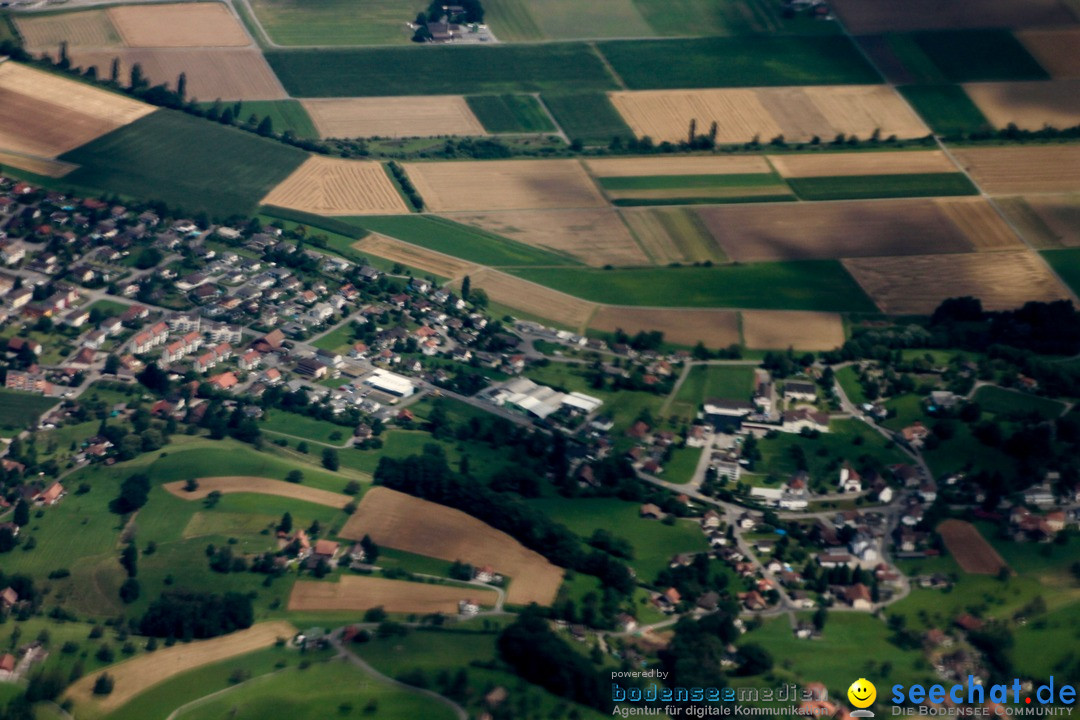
(507, 262, 878, 312)
(973, 385, 1065, 420)
(899, 85, 989, 137)
(197, 100, 318, 140)
(835, 365, 867, 406)
(668, 365, 756, 420)
(905, 30, 1049, 83)
(0, 387, 56, 431)
(541, 92, 635, 145)
(265, 44, 617, 97)
(345, 214, 577, 267)
(788, 173, 977, 201)
(311, 322, 358, 354)
(176, 655, 454, 720)
(60, 110, 308, 219)
(744, 613, 933, 701)
(663, 444, 703, 484)
(260, 409, 352, 444)
(1043, 249, 1080, 297)
(597, 36, 880, 89)
(465, 94, 555, 133)
(754, 418, 907, 490)
(527, 497, 708, 583)
(249, 0, 413, 45)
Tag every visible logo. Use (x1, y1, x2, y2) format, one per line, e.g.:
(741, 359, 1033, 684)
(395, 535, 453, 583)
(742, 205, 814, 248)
(849, 678, 877, 718)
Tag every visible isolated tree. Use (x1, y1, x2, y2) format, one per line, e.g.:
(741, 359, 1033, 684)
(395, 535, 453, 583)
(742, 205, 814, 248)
(460, 275, 471, 301)
(360, 534, 379, 564)
(220, 107, 235, 125)
(687, 118, 696, 145)
(58, 41, 70, 70)
(13, 499, 29, 527)
(277, 512, 293, 534)
(92, 674, 114, 696)
(110, 57, 120, 83)
(256, 116, 273, 136)
(129, 62, 145, 91)
(119, 578, 140, 604)
(176, 72, 187, 101)
(322, 448, 339, 471)
(286, 469, 303, 484)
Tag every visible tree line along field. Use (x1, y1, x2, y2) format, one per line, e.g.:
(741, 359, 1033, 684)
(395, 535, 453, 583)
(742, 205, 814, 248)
(198, 100, 318, 139)
(60, 109, 307, 218)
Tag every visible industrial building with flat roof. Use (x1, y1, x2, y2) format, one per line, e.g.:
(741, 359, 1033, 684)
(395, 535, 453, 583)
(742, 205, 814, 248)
(363, 368, 415, 398)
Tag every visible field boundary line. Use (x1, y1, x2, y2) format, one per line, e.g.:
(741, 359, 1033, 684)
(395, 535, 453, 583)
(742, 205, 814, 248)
(613, 207, 661, 265)
(532, 92, 570, 144)
(588, 41, 626, 90)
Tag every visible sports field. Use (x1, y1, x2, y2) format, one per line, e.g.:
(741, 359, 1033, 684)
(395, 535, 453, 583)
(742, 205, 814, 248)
(951, 145, 1080, 194)
(0, 61, 153, 158)
(610, 85, 927, 145)
(963, 80, 1080, 131)
(403, 159, 606, 211)
(843, 251, 1072, 314)
(448, 208, 649, 266)
(163, 476, 353, 509)
(598, 36, 881, 89)
(68, 48, 287, 101)
(340, 487, 564, 605)
(508, 263, 878, 312)
(302, 96, 485, 139)
(60, 110, 307, 218)
(261, 156, 409, 215)
(107, 3, 250, 47)
(266, 44, 616, 97)
(589, 307, 740, 348)
(67, 621, 296, 713)
(465, 94, 554, 133)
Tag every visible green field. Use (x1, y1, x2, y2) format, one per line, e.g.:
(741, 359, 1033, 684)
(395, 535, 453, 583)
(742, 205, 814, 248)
(266, 44, 617, 97)
(60, 110, 307, 218)
(669, 365, 756, 420)
(787, 173, 977, 201)
(597, 36, 880, 89)
(177, 656, 454, 720)
(899, 85, 990, 136)
(1043, 248, 1080, 297)
(633, 0, 841, 35)
(0, 387, 56, 431)
(347, 214, 577, 267)
(601, 172, 794, 205)
(835, 365, 868, 406)
(465, 94, 555, 133)
(902, 30, 1049, 83)
(622, 206, 723, 263)
(528, 497, 708, 583)
(249, 0, 412, 45)
(507, 262, 878, 312)
(973, 385, 1065, 419)
(198, 100, 318, 140)
(480, 0, 544, 41)
(260, 410, 352, 444)
(541, 92, 634, 145)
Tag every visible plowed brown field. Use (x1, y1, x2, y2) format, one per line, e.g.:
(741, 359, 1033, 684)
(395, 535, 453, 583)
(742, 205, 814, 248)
(353, 234, 479, 279)
(107, 3, 250, 47)
(1018, 27, 1080, 79)
(843, 251, 1072, 314)
(937, 519, 1007, 575)
(741, 310, 845, 351)
(584, 155, 771, 177)
(952, 145, 1080, 194)
(767, 150, 957, 178)
(830, 0, 1076, 33)
(461, 268, 597, 330)
(16, 10, 120, 50)
(964, 80, 1080, 131)
(289, 576, 498, 614)
(340, 487, 564, 605)
(302, 96, 485, 139)
(403, 159, 607, 211)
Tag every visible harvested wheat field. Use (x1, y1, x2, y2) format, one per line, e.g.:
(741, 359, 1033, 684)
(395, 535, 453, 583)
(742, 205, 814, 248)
(934, 197, 1023, 251)
(0, 151, 77, 178)
(262, 156, 409, 216)
(620, 207, 724, 265)
(340, 487, 564, 606)
(403, 159, 607, 212)
(463, 268, 597, 330)
(448, 209, 650, 267)
(163, 476, 352, 509)
(698, 199, 979, 262)
(610, 86, 928, 145)
(590, 306, 739, 348)
(742, 310, 845, 351)
(302, 96, 485, 139)
(767, 150, 957, 178)
(937, 519, 1007, 575)
(998, 195, 1080, 248)
(964, 80, 1080, 131)
(15, 9, 120, 51)
(1018, 27, 1080, 79)
(0, 61, 153, 158)
(289, 576, 498, 614)
(952, 145, 1080, 194)
(107, 3, 250, 47)
(843, 251, 1072, 314)
(355, 234, 479, 279)
(584, 155, 771, 177)
(67, 621, 295, 712)
(830, 0, 1076, 33)
(68, 48, 286, 100)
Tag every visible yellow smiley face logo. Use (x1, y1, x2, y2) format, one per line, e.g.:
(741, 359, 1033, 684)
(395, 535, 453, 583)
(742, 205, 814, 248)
(848, 678, 876, 708)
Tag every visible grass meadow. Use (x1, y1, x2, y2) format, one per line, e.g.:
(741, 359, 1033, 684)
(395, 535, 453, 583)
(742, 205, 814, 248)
(541, 92, 635, 145)
(972, 385, 1066, 419)
(787, 173, 977, 201)
(0, 387, 56, 431)
(899, 85, 990, 136)
(1043, 249, 1080, 297)
(465, 94, 555, 133)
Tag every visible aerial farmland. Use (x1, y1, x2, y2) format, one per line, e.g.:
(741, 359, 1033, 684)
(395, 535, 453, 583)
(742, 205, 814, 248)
(0, 0, 1077, 717)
